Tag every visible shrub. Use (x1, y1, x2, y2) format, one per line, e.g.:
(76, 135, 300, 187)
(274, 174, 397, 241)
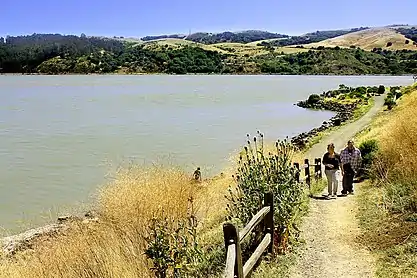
(307, 94, 321, 104)
(386, 42, 393, 47)
(226, 133, 302, 254)
(390, 86, 401, 93)
(358, 139, 379, 178)
(378, 85, 386, 95)
(384, 97, 396, 110)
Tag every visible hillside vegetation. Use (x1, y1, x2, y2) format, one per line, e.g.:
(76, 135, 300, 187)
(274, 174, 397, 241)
(355, 83, 417, 277)
(254, 47, 417, 75)
(396, 26, 417, 44)
(141, 34, 187, 41)
(1, 33, 417, 75)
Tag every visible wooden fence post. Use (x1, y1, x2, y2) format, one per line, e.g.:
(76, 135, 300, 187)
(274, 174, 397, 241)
(314, 158, 322, 181)
(223, 223, 243, 278)
(294, 162, 300, 183)
(317, 158, 322, 179)
(264, 192, 274, 256)
(304, 159, 311, 190)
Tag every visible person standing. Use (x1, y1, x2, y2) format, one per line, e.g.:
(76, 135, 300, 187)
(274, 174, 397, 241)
(340, 140, 362, 195)
(322, 143, 341, 199)
(193, 167, 202, 182)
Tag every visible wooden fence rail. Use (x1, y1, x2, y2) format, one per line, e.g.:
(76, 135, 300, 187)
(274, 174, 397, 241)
(222, 158, 323, 277)
(223, 193, 274, 278)
(294, 158, 322, 186)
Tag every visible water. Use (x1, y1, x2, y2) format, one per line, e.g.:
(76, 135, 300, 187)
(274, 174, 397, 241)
(0, 75, 413, 234)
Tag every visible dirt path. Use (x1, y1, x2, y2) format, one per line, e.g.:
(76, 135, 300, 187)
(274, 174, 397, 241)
(290, 95, 386, 278)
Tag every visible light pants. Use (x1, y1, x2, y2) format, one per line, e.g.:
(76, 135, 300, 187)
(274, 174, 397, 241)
(325, 169, 338, 196)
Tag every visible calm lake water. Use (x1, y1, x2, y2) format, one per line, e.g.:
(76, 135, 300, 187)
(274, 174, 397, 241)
(0, 75, 413, 234)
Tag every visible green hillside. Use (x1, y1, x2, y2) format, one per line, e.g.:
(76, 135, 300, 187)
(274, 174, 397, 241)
(1, 30, 417, 75)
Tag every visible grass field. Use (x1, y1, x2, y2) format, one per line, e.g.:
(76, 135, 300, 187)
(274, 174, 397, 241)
(137, 38, 309, 57)
(305, 27, 417, 51)
(139, 38, 230, 53)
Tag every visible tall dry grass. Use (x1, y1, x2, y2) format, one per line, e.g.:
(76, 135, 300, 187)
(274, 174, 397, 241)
(0, 164, 232, 278)
(354, 84, 417, 278)
(371, 84, 417, 212)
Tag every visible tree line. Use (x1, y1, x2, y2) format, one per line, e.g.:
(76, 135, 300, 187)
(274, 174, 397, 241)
(184, 30, 288, 44)
(396, 27, 417, 44)
(257, 27, 369, 47)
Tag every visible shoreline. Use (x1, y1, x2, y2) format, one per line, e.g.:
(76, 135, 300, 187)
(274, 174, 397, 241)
(0, 86, 381, 256)
(290, 91, 381, 149)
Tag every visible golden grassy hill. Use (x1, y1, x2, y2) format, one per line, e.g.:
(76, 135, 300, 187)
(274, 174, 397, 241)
(138, 38, 229, 53)
(305, 27, 417, 51)
(138, 38, 308, 56)
(212, 42, 309, 56)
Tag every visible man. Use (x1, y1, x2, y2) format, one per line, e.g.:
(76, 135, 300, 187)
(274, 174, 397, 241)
(340, 140, 362, 195)
(193, 167, 202, 182)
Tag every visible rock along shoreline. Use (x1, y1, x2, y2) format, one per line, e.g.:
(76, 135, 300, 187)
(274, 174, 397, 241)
(290, 88, 384, 150)
(1, 212, 98, 256)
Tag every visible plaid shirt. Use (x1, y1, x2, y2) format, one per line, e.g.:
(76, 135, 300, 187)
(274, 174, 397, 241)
(340, 147, 362, 172)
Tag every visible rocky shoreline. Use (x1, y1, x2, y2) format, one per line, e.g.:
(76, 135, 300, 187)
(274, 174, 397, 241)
(290, 88, 383, 149)
(1, 212, 98, 256)
(290, 101, 358, 149)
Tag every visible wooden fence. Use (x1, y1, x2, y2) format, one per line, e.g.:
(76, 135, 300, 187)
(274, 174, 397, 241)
(222, 158, 323, 278)
(223, 192, 274, 278)
(294, 158, 322, 192)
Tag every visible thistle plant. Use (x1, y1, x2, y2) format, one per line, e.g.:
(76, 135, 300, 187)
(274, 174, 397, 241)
(226, 131, 303, 253)
(145, 198, 202, 278)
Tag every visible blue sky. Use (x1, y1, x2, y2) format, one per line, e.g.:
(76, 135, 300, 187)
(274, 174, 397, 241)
(2, 0, 416, 38)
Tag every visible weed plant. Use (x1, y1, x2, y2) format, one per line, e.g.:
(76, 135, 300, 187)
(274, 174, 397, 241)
(226, 132, 303, 254)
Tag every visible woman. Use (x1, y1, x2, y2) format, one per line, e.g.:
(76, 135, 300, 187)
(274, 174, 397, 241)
(322, 143, 341, 199)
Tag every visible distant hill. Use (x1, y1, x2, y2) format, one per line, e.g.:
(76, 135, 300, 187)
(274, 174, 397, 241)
(126, 26, 417, 51)
(137, 30, 288, 44)
(141, 34, 187, 41)
(182, 30, 289, 44)
(257, 27, 369, 47)
(304, 27, 417, 51)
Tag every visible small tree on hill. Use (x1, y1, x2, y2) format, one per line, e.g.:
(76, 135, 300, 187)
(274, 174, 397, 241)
(386, 42, 393, 47)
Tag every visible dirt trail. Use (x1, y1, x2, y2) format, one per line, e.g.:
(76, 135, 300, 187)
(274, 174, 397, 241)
(290, 95, 386, 278)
